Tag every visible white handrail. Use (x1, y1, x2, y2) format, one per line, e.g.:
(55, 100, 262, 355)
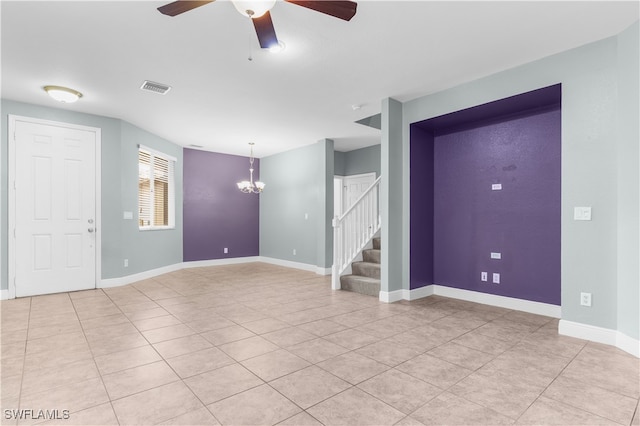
(332, 176, 381, 290)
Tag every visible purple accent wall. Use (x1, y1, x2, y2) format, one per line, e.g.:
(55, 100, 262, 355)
(410, 85, 561, 305)
(183, 148, 259, 261)
(433, 108, 561, 305)
(410, 125, 435, 289)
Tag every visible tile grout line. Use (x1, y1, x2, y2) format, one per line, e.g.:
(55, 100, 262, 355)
(100, 282, 226, 425)
(14, 296, 32, 420)
(71, 288, 122, 426)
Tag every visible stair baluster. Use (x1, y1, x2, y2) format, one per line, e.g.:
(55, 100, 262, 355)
(332, 176, 381, 291)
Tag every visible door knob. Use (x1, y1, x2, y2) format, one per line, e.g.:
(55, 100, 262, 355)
(88, 228, 94, 233)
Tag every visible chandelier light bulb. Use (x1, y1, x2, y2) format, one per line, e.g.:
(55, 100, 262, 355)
(237, 143, 265, 194)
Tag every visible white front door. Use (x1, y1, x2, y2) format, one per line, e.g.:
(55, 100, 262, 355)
(11, 117, 98, 297)
(342, 173, 376, 213)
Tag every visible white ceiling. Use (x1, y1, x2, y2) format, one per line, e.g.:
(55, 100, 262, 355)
(2, 1, 638, 157)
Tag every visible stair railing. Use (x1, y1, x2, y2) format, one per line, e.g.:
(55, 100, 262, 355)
(332, 176, 382, 290)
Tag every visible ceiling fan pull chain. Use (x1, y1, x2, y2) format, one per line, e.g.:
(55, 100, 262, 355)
(248, 17, 254, 62)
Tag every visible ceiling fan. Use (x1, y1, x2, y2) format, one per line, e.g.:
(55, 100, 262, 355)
(158, 0, 358, 50)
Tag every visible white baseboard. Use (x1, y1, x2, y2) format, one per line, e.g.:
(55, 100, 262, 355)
(379, 285, 434, 303)
(315, 267, 332, 276)
(559, 320, 640, 358)
(0, 289, 9, 300)
(96, 256, 325, 290)
(433, 285, 562, 318)
(183, 256, 261, 269)
(99, 263, 184, 288)
(617, 331, 640, 358)
(258, 256, 328, 275)
(383, 283, 561, 318)
(379, 289, 404, 303)
(406, 285, 435, 301)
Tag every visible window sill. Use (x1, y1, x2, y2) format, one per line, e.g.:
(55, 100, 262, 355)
(139, 226, 175, 231)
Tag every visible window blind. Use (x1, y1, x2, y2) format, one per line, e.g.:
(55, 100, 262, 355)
(138, 146, 175, 229)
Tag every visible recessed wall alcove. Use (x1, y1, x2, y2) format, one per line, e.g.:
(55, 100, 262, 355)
(410, 84, 562, 305)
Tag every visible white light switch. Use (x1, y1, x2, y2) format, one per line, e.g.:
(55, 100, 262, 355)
(491, 183, 502, 191)
(492, 273, 500, 284)
(574, 207, 592, 221)
(123, 211, 133, 220)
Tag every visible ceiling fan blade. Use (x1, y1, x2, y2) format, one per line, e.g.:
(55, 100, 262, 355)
(157, 0, 214, 17)
(285, 1, 357, 21)
(252, 11, 279, 49)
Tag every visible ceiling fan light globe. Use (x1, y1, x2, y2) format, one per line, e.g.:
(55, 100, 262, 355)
(232, 0, 276, 18)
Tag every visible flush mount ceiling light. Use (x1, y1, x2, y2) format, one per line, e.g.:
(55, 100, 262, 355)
(237, 143, 265, 194)
(43, 85, 83, 103)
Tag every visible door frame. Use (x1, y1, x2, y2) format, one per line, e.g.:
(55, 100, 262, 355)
(341, 172, 376, 213)
(8, 115, 102, 299)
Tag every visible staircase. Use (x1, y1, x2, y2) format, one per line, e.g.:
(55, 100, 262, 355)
(332, 176, 381, 297)
(339, 237, 380, 297)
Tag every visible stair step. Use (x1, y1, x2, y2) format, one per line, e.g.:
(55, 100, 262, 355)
(340, 275, 380, 297)
(373, 237, 381, 250)
(352, 261, 380, 279)
(363, 249, 380, 264)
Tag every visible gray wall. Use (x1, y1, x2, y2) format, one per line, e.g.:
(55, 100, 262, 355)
(335, 145, 381, 177)
(334, 151, 346, 176)
(381, 98, 406, 294)
(260, 139, 334, 269)
(119, 121, 183, 277)
(384, 21, 639, 338)
(1, 100, 183, 289)
(615, 22, 639, 340)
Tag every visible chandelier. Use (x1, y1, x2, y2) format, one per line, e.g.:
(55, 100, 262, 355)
(237, 143, 265, 194)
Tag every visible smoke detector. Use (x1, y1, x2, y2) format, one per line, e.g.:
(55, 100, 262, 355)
(140, 80, 171, 95)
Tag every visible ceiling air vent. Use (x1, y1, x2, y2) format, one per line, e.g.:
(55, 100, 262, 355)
(140, 80, 171, 95)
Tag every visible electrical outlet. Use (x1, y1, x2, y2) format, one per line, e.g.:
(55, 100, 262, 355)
(580, 292, 592, 307)
(574, 207, 592, 221)
(124, 259, 128, 267)
(224, 247, 228, 254)
(492, 273, 500, 284)
(293, 249, 297, 256)
(481, 272, 488, 282)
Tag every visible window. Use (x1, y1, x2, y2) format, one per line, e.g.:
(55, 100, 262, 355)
(138, 145, 175, 230)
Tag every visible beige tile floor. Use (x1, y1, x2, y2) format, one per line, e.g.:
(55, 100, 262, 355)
(1, 262, 639, 426)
